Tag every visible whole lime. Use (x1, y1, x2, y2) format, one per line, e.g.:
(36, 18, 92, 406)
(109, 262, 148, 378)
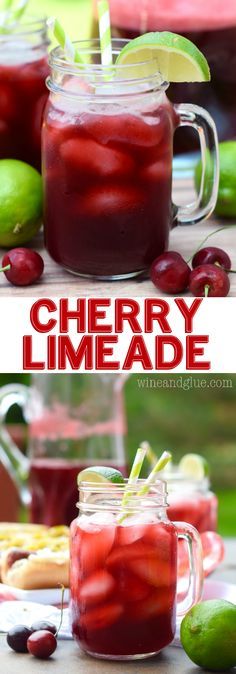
(0, 159, 42, 248)
(195, 141, 236, 218)
(180, 599, 236, 671)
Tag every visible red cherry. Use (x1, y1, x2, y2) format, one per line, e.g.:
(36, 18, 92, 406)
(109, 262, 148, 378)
(192, 246, 231, 271)
(189, 264, 230, 297)
(150, 251, 191, 294)
(27, 630, 57, 659)
(1, 248, 44, 286)
(31, 621, 57, 635)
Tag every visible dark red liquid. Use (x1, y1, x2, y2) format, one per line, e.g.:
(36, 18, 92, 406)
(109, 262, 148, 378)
(110, 24, 236, 153)
(43, 97, 177, 277)
(29, 459, 128, 527)
(167, 492, 218, 532)
(0, 55, 48, 169)
(70, 517, 177, 658)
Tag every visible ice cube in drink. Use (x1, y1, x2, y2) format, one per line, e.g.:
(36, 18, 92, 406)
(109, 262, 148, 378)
(70, 512, 177, 658)
(43, 79, 177, 277)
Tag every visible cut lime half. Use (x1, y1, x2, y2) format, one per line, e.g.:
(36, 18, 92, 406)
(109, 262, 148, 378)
(77, 466, 125, 486)
(179, 453, 209, 480)
(116, 32, 210, 83)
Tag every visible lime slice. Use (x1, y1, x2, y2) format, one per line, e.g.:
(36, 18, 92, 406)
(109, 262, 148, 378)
(77, 466, 125, 486)
(179, 454, 209, 480)
(116, 32, 210, 83)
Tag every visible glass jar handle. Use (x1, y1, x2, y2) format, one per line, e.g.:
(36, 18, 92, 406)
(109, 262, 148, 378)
(175, 521, 203, 617)
(173, 103, 219, 225)
(0, 384, 30, 501)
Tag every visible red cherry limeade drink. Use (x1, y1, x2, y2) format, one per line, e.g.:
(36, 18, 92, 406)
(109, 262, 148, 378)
(167, 492, 218, 532)
(0, 24, 48, 169)
(105, 0, 236, 151)
(43, 70, 178, 277)
(29, 459, 128, 527)
(70, 513, 177, 658)
(29, 412, 127, 526)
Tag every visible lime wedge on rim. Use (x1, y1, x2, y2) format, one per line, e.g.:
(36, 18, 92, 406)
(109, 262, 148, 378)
(179, 454, 209, 480)
(116, 32, 210, 83)
(77, 466, 125, 486)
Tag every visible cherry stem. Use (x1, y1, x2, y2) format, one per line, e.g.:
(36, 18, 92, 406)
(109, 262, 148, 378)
(56, 585, 65, 637)
(186, 225, 236, 264)
(213, 262, 236, 274)
(204, 284, 210, 298)
(0, 264, 11, 273)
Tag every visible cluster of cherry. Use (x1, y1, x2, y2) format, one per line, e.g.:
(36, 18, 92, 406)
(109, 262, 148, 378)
(7, 620, 58, 659)
(150, 247, 231, 297)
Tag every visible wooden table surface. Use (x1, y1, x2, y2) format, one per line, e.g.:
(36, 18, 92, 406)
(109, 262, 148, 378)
(0, 178, 235, 298)
(0, 538, 235, 673)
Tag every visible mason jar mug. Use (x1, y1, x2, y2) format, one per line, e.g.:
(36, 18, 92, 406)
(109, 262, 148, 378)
(166, 473, 218, 533)
(43, 39, 219, 280)
(70, 479, 203, 660)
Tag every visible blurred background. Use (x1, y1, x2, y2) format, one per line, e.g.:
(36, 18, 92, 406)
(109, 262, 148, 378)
(0, 373, 235, 536)
(31, 0, 92, 41)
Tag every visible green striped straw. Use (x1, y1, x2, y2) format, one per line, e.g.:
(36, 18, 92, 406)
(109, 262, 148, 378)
(118, 447, 171, 524)
(137, 451, 172, 497)
(119, 445, 147, 515)
(97, 0, 112, 67)
(47, 17, 84, 64)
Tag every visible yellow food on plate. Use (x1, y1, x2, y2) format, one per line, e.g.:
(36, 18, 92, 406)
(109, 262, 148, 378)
(0, 522, 70, 590)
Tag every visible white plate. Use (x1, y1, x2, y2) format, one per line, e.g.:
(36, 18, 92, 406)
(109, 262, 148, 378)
(0, 583, 70, 605)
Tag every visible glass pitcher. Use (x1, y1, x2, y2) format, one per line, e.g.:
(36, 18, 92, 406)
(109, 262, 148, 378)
(0, 374, 127, 526)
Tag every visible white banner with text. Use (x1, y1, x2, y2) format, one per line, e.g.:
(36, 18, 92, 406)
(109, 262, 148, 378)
(0, 297, 234, 373)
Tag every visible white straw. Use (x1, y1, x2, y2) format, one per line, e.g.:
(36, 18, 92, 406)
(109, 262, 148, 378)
(97, 0, 112, 67)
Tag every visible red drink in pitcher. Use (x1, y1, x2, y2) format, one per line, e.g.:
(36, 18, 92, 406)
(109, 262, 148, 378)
(70, 480, 203, 659)
(105, 0, 236, 151)
(0, 375, 128, 526)
(0, 18, 49, 169)
(29, 458, 128, 527)
(28, 391, 127, 526)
